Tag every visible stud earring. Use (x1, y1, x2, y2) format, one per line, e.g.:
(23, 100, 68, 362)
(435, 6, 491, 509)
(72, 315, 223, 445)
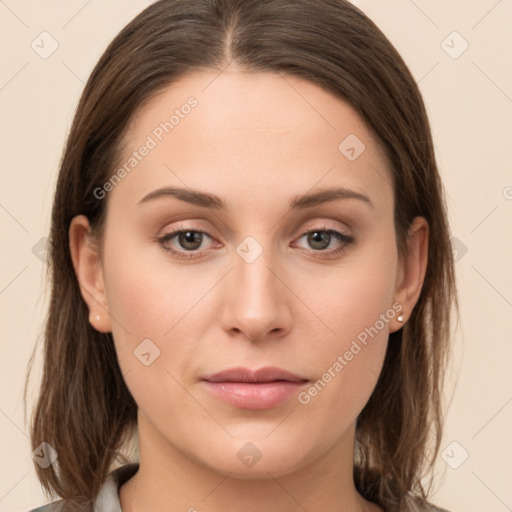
(397, 312, 405, 322)
(96, 314, 101, 321)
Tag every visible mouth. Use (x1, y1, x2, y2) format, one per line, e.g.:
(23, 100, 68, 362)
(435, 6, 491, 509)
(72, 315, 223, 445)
(201, 366, 309, 409)
(201, 365, 308, 383)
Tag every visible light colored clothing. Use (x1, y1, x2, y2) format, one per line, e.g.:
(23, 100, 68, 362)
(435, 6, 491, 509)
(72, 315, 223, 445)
(27, 463, 139, 512)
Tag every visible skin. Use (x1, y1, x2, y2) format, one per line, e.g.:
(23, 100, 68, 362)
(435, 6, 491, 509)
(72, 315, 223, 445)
(69, 67, 428, 512)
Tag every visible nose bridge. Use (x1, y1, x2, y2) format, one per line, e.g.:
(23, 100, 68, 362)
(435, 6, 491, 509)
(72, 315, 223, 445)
(234, 233, 279, 304)
(222, 233, 290, 340)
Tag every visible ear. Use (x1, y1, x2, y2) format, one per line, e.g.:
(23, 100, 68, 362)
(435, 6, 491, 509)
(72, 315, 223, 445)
(390, 216, 429, 332)
(69, 215, 112, 333)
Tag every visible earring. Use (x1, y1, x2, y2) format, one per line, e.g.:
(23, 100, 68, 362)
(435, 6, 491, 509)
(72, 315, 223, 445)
(397, 312, 405, 322)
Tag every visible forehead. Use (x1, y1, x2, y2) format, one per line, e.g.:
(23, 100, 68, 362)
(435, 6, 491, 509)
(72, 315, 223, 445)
(110, 69, 393, 214)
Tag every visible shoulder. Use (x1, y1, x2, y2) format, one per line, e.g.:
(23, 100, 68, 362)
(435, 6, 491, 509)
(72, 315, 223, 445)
(23, 462, 138, 512)
(25, 501, 65, 512)
(25, 498, 94, 512)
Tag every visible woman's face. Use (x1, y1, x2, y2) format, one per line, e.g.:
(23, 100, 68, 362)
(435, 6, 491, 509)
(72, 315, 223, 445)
(72, 69, 427, 478)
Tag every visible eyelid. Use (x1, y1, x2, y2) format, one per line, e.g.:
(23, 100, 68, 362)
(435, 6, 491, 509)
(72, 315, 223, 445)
(298, 219, 351, 236)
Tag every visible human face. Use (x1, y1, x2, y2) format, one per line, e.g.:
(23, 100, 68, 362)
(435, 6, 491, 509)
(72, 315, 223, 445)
(88, 69, 407, 478)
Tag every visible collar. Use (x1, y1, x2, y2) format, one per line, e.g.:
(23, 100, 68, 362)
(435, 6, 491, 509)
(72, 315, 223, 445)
(92, 463, 139, 512)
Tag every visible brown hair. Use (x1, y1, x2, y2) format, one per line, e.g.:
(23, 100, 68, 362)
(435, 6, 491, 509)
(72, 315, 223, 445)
(24, 1, 458, 510)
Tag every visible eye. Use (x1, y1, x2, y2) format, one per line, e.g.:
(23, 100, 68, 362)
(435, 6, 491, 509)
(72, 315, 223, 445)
(294, 228, 355, 258)
(157, 228, 216, 259)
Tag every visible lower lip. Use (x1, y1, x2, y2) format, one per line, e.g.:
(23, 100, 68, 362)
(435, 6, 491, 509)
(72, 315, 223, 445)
(202, 380, 308, 409)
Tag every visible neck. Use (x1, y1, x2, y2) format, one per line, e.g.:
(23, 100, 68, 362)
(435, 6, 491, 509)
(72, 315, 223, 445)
(119, 414, 383, 512)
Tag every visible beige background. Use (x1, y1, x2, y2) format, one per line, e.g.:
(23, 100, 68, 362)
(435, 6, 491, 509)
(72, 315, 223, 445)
(1, 1, 511, 511)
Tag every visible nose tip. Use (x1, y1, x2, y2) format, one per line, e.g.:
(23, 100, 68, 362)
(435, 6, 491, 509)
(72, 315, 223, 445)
(242, 327, 283, 343)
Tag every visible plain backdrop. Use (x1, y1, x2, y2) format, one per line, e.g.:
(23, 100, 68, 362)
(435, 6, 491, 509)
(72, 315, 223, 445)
(1, 1, 511, 511)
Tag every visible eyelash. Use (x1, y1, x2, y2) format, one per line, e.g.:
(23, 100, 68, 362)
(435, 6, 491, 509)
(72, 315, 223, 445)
(156, 225, 355, 260)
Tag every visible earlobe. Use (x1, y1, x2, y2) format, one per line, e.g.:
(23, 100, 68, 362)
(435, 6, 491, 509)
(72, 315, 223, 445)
(390, 216, 429, 332)
(69, 215, 112, 333)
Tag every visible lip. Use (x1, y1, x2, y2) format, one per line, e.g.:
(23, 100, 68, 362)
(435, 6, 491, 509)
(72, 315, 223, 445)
(201, 366, 309, 410)
(202, 366, 307, 383)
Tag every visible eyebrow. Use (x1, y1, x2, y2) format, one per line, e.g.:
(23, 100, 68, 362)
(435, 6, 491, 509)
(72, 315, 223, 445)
(136, 185, 374, 210)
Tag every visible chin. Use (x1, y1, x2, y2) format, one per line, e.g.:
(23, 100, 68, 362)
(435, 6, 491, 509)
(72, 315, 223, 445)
(191, 436, 316, 479)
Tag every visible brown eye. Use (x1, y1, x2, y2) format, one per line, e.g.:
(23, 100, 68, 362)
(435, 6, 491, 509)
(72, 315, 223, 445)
(295, 228, 355, 258)
(306, 230, 332, 250)
(158, 228, 215, 259)
(175, 231, 204, 251)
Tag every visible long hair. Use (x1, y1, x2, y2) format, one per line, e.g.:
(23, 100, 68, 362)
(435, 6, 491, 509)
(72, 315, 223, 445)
(24, 1, 458, 510)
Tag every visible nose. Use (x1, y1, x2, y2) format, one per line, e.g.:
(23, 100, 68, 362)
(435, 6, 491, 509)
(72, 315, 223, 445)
(220, 237, 292, 343)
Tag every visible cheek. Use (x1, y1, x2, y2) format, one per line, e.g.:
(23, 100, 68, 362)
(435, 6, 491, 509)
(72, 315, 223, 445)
(295, 238, 397, 418)
(303, 232, 397, 345)
(295, 285, 391, 440)
(100, 228, 209, 391)
(102, 232, 203, 340)
(101, 245, 205, 420)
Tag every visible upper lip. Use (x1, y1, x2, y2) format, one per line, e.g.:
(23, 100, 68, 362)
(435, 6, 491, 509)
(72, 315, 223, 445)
(202, 366, 308, 383)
